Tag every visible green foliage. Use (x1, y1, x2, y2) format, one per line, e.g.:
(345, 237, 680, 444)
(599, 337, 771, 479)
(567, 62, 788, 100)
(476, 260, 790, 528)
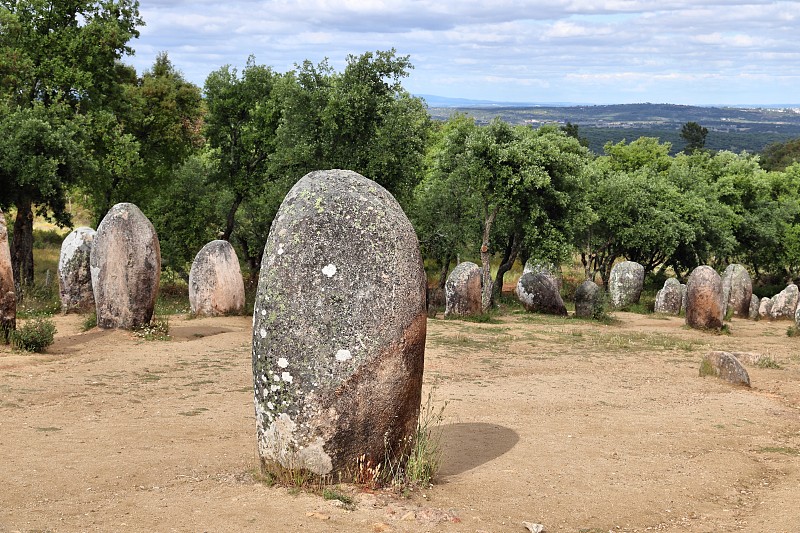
(81, 312, 97, 332)
(680, 121, 708, 154)
(761, 137, 800, 171)
(145, 153, 227, 279)
(11, 317, 56, 353)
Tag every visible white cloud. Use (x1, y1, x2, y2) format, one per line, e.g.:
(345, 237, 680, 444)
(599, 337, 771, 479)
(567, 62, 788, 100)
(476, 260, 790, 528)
(126, 0, 800, 104)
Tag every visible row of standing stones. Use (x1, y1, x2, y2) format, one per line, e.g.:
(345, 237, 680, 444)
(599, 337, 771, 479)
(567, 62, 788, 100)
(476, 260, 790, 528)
(2, 170, 428, 481)
(443, 257, 800, 331)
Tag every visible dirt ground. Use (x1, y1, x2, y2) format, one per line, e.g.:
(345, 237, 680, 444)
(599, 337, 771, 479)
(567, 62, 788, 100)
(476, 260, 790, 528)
(1, 309, 799, 533)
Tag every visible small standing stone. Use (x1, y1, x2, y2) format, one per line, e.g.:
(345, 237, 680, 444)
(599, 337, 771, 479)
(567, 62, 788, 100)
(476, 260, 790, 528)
(749, 294, 760, 320)
(721, 264, 753, 318)
(90, 203, 161, 329)
(574, 280, 604, 318)
(685, 266, 724, 330)
(768, 284, 799, 320)
(252, 170, 426, 478)
(444, 262, 482, 317)
(0, 210, 15, 343)
(189, 240, 245, 317)
(516, 272, 567, 316)
(58, 227, 96, 314)
(758, 297, 772, 318)
(700, 351, 750, 387)
(654, 278, 682, 315)
(608, 261, 644, 309)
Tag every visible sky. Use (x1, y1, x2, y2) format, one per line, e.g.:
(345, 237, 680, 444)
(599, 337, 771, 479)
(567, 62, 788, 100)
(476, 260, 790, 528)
(127, 0, 800, 106)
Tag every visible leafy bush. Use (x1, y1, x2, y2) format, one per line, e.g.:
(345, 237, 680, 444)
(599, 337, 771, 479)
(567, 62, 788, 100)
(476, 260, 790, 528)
(11, 317, 57, 352)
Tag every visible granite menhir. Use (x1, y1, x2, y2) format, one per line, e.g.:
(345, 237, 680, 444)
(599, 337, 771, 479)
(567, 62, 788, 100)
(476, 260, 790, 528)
(58, 227, 96, 314)
(189, 240, 245, 317)
(90, 203, 161, 329)
(252, 170, 427, 477)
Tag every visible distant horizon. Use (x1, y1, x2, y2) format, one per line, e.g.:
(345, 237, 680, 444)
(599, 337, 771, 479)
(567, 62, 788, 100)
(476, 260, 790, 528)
(415, 95, 800, 110)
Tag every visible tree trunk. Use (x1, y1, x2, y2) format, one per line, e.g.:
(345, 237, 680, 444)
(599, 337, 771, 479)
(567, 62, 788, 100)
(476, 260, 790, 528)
(480, 206, 499, 313)
(222, 192, 244, 242)
(11, 197, 35, 293)
(492, 230, 521, 302)
(437, 254, 452, 291)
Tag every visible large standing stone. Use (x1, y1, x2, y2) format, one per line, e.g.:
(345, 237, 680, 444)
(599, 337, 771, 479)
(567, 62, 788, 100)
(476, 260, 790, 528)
(749, 294, 760, 320)
(574, 280, 604, 318)
(58, 227, 96, 314)
(685, 266, 724, 330)
(608, 261, 644, 309)
(90, 203, 161, 329)
(795, 304, 800, 329)
(252, 170, 426, 478)
(444, 261, 482, 318)
(680, 283, 687, 314)
(654, 278, 682, 315)
(0, 210, 15, 343)
(516, 272, 567, 316)
(189, 240, 245, 317)
(768, 284, 799, 320)
(700, 351, 750, 387)
(721, 264, 753, 318)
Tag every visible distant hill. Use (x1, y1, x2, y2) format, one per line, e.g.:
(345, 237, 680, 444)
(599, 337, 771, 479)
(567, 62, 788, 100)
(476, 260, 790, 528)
(425, 102, 800, 155)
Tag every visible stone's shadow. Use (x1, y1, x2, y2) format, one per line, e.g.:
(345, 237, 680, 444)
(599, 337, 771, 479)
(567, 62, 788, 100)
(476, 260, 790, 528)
(438, 422, 519, 477)
(169, 326, 234, 342)
(50, 328, 116, 353)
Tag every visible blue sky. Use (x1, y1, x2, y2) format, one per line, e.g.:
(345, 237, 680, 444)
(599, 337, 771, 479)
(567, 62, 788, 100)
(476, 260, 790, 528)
(127, 1, 800, 106)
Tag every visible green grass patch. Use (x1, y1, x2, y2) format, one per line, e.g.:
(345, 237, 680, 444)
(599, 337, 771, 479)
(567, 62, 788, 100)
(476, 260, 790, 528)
(10, 317, 57, 353)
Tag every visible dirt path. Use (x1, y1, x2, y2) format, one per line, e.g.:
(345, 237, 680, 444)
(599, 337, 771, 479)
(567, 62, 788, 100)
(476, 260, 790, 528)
(1, 311, 799, 532)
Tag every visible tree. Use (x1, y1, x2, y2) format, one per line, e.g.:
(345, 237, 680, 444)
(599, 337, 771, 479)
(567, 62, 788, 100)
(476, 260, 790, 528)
(204, 58, 283, 241)
(425, 118, 591, 311)
(273, 49, 430, 205)
(83, 53, 204, 221)
(560, 122, 589, 148)
(0, 0, 142, 287)
(680, 121, 708, 154)
(760, 138, 800, 171)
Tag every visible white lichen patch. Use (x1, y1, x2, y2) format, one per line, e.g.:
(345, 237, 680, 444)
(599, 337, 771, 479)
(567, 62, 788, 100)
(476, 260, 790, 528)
(258, 414, 333, 476)
(277, 357, 289, 368)
(281, 372, 293, 383)
(277, 244, 285, 255)
(261, 309, 267, 316)
(260, 328, 267, 338)
(335, 349, 352, 362)
(322, 263, 337, 277)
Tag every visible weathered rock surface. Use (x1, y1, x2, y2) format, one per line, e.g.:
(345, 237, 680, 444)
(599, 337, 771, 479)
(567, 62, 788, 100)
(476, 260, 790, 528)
(574, 280, 604, 318)
(654, 278, 682, 315)
(90, 203, 161, 329)
(252, 170, 426, 477)
(721, 264, 752, 318)
(749, 294, 760, 320)
(796, 304, 800, 329)
(609, 261, 644, 309)
(680, 283, 687, 314)
(444, 262, 482, 317)
(768, 284, 799, 320)
(58, 227, 96, 314)
(685, 266, 724, 330)
(0, 210, 15, 343)
(189, 240, 245, 317)
(758, 297, 772, 318)
(516, 272, 567, 316)
(523, 259, 562, 289)
(701, 351, 750, 387)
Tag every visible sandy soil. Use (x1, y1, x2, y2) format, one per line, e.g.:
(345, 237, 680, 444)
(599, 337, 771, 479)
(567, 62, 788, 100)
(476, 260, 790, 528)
(1, 310, 799, 533)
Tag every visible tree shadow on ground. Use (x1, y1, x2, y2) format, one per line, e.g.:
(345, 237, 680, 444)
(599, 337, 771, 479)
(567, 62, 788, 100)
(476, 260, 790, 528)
(437, 422, 519, 477)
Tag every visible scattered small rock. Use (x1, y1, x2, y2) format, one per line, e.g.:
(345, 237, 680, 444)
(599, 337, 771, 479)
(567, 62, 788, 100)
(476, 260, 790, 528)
(306, 511, 330, 520)
(523, 522, 546, 533)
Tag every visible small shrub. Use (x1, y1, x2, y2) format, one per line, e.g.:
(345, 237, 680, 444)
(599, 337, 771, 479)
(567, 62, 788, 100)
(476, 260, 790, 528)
(787, 326, 800, 338)
(134, 314, 170, 341)
(81, 312, 97, 331)
(11, 317, 57, 352)
(756, 356, 782, 369)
